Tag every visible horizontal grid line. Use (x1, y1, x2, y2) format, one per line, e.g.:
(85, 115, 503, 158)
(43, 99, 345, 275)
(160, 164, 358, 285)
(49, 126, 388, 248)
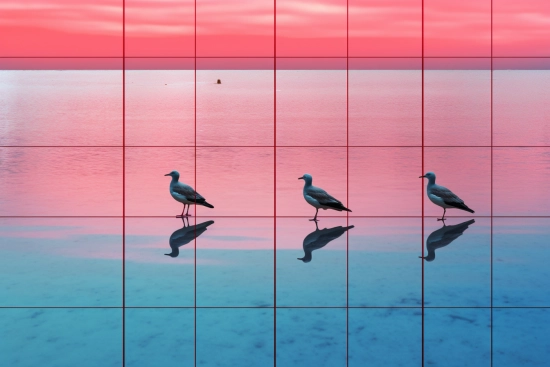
(2, 56, 550, 59)
(1, 306, 548, 309)
(1, 215, 549, 219)
(2, 145, 550, 149)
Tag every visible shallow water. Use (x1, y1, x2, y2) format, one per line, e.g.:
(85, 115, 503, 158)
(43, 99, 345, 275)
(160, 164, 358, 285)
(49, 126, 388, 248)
(1, 216, 549, 365)
(1, 69, 549, 365)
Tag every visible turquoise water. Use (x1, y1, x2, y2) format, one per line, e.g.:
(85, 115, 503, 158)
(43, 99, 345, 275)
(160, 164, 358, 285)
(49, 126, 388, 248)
(1, 216, 549, 365)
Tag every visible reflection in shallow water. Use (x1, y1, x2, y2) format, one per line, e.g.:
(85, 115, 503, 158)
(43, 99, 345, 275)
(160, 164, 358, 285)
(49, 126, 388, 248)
(165, 218, 215, 257)
(298, 222, 354, 263)
(421, 219, 475, 262)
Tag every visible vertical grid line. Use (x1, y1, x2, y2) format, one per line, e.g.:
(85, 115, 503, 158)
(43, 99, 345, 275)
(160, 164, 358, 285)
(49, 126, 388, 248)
(274, 0, 277, 365)
(194, 0, 197, 366)
(122, 0, 126, 365)
(490, 0, 494, 365)
(346, 0, 350, 366)
(421, 0, 425, 366)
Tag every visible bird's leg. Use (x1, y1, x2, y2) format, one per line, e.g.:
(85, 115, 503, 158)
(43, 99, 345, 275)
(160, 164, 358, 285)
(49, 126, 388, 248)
(177, 204, 185, 218)
(309, 208, 319, 222)
(185, 204, 192, 217)
(438, 208, 447, 221)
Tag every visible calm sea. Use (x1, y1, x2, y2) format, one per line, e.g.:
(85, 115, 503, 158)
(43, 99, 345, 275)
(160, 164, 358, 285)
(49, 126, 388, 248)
(0, 69, 549, 366)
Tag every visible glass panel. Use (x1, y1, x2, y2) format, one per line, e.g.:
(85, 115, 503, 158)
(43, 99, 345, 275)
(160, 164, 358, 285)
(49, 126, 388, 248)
(197, 0, 274, 57)
(493, 0, 550, 57)
(349, 59, 422, 146)
(424, 59, 491, 146)
(196, 60, 274, 146)
(277, 218, 347, 307)
(0, 147, 122, 216)
(0, 218, 121, 307)
(349, 0, 421, 57)
(196, 218, 273, 307)
(493, 61, 550, 146)
(276, 0, 346, 57)
(0, 308, 122, 366)
(423, 147, 491, 217)
(125, 218, 194, 306)
(493, 308, 550, 366)
(125, 308, 194, 367)
(493, 148, 550, 216)
(349, 308, 421, 366)
(277, 147, 347, 218)
(493, 218, 550, 306)
(276, 308, 346, 366)
(425, 0, 491, 57)
(276, 60, 347, 146)
(0, 0, 122, 57)
(196, 147, 274, 216)
(349, 218, 421, 307)
(196, 308, 274, 366)
(0, 65, 122, 146)
(125, 147, 195, 216)
(423, 218, 490, 307)
(425, 308, 491, 366)
(125, 0, 194, 57)
(125, 60, 195, 147)
(349, 148, 421, 216)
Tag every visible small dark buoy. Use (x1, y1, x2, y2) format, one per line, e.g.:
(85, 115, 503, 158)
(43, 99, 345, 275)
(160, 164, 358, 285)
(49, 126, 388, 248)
(216, 79, 221, 84)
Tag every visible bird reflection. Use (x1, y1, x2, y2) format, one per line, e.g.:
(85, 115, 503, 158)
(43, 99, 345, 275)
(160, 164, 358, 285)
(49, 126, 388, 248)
(420, 219, 475, 262)
(165, 218, 215, 257)
(298, 222, 354, 263)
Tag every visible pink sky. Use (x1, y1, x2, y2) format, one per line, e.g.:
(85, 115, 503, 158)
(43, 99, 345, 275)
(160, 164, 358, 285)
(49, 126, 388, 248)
(0, 0, 549, 68)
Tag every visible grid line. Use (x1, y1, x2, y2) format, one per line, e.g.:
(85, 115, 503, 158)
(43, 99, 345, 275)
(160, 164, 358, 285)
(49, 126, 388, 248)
(490, 0, 494, 365)
(121, 0, 126, 364)
(273, 0, 277, 365)
(1, 2, 548, 367)
(421, 0, 425, 365)
(2, 56, 550, 59)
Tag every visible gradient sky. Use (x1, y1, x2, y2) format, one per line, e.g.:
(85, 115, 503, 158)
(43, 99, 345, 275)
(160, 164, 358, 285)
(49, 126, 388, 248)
(0, 0, 549, 68)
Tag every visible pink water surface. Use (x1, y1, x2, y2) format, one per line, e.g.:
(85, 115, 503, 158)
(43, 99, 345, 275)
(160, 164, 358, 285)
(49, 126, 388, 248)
(1, 70, 549, 217)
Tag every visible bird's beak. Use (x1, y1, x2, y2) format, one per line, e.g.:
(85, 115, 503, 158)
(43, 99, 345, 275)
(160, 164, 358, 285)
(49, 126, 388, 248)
(164, 173, 171, 176)
(298, 176, 304, 180)
(419, 175, 426, 178)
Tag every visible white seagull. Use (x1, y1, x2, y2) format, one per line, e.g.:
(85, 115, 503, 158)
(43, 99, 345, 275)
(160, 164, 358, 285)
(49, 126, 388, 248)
(165, 170, 214, 217)
(420, 172, 474, 221)
(298, 173, 351, 221)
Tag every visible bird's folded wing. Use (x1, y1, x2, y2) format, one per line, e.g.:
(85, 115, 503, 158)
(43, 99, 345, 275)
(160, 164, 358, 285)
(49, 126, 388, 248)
(431, 186, 464, 204)
(307, 187, 341, 205)
(173, 183, 205, 201)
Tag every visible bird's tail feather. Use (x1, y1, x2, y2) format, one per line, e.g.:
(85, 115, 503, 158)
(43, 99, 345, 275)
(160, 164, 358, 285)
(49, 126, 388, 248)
(201, 201, 214, 209)
(453, 202, 474, 213)
(324, 202, 352, 212)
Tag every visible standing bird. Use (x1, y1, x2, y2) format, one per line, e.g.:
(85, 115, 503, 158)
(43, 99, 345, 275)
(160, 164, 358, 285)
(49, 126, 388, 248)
(298, 173, 351, 221)
(420, 172, 474, 221)
(165, 170, 214, 218)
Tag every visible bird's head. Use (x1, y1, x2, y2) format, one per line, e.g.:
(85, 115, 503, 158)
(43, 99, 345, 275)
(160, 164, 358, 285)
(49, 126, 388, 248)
(419, 172, 436, 181)
(164, 170, 180, 180)
(298, 173, 313, 185)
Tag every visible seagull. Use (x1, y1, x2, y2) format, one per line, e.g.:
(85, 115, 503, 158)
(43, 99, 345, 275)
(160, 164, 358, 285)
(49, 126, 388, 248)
(298, 222, 354, 263)
(298, 173, 351, 221)
(420, 219, 475, 261)
(420, 172, 474, 221)
(165, 170, 214, 218)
